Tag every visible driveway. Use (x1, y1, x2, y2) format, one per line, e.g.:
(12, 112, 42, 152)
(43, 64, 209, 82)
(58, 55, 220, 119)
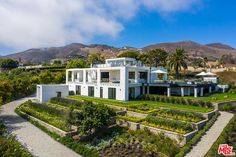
(0, 97, 81, 157)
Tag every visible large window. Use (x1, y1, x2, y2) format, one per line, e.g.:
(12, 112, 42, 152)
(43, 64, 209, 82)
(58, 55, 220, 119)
(108, 88, 116, 100)
(129, 87, 135, 99)
(88, 86, 94, 97)
(76, 85, 81, 95)
(101, 72, 109, 82)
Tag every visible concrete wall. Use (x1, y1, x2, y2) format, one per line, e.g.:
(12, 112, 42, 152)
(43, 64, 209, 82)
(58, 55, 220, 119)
(37, 84, 69, 103)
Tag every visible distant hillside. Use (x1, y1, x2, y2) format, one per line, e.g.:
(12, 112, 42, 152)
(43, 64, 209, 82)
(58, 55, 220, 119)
(143, 41, 236, 60)
(206, 43, 235, 50)
(1, 41, 236, 64)
(1, 43, 120, 64)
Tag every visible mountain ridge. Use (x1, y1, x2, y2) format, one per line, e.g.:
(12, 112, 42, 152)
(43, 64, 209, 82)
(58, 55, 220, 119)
(1, 41, 236, 64)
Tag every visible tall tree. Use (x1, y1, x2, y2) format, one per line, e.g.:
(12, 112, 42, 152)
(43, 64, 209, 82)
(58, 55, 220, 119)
(66, 59, 87, 69)
(88, 53, 105, 66)
(146, 49, 168, 67)
(117, 50, 140, 59)
(168, 48, 188, 79)
(0, 59, 19, 71)
(203, 57, 208, 69)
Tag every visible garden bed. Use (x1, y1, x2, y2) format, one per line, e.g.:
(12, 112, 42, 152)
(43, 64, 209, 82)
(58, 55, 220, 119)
(17, 100, 72, 131)
(69, 95, 213, 113)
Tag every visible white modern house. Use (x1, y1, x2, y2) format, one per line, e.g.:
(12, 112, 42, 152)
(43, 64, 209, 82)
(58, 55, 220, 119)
(37, 57, 219, 103)
(66, 58, 167, 101)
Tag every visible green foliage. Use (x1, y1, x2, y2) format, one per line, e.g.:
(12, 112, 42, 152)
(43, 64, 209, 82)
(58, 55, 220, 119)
(168, 48, 188, 79)
(117, 115, 144, 123)
(146, 48, 168, 67)
(0, 120, 32, 157)
(152, 108, 205, 123)
(117, 50, 140, 59)
(191, 58, 204, 69)
(220, 104, 236, 112)
(0, 59, 18, 70)
(66, 59, 88, 69)
(141, 94, 214, 109)
(144, 115, 193, 134)
(18, 100, 70, 131)
(75, 102, 116, 135)
(50, 97, 83, 109)
(128, 103, 157, 114)
(16, 109, 99, 157)
(205, 114, 236, 157)
(88, 53, 105, 65)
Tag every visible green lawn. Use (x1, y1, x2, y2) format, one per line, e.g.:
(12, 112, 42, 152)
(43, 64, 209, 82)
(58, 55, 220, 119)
(68, 95, 213, 113)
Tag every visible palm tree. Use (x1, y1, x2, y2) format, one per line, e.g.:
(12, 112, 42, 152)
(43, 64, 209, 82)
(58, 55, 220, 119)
(147, 49, 168, 67)
(168, 48, 188, 79)
(203, 57, 208, 69)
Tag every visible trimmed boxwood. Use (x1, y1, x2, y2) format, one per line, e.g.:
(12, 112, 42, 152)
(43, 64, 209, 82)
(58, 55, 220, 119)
(141, 94, 213, 108)
(50, 97, 83, 108)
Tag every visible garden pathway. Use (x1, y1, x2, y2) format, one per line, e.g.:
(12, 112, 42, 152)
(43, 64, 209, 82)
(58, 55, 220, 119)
(185, 111, 234, 157)
(0, 97, 81, 157)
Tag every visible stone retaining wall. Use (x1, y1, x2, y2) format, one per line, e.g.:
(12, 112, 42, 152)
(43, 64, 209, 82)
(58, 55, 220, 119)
(116, 119, 197, 146)
(126, 111, 147, 118)
(19, 111, 77, 137)
(202, 110, 216, 119)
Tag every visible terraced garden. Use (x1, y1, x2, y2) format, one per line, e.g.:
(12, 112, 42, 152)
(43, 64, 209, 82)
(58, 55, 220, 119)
(17, 98, 182, 157)
(68, 95, 213, 113)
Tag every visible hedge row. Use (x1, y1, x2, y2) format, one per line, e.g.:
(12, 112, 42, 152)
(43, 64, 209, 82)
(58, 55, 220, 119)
(140, 94, 213, 108)
(50, 97, 83, 108)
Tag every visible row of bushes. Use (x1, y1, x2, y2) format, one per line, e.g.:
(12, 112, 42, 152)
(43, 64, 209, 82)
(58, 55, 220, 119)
(128, 104, 157, 114)
(144, 115, 193, 134)
(0, 120, 32, 157)
(117, 114, 194, 134)
(140, 94, 213, 108)
(205, 114, 236, 157)
(151, 108, 205, 123)
(50, 97, 83, 109)
(175, 112, 220, 157)
(18, 101, 70, 131)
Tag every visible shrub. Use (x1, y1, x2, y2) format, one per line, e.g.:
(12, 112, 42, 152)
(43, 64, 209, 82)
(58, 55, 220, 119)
(50, 97, 83, 108)
(144, 115, 193, 134)
(140, 94, 214, 109)
(152, 108, 205, 123)
(116, 115, 144, 123)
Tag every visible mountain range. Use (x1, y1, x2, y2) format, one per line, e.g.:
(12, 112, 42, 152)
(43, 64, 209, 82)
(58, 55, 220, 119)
(1, 41, 236, 64)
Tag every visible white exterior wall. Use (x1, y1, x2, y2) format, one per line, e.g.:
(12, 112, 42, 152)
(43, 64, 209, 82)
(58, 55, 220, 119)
(37, 85, 69, 103)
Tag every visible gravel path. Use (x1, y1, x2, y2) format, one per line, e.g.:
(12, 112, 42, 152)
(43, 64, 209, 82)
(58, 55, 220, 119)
(0, 97, 81, 157)
(185, 111, 234, 157)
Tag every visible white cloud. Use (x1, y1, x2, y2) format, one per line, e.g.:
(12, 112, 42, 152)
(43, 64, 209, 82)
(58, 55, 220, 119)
(0, 0, 202, 51)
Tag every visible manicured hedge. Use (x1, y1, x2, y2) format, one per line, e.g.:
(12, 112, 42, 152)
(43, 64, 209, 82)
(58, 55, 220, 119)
(151, 108, 205, 123)
(144, 115, 193, 134)
(50, 97, 83, 109)
(18, 100, 70, 131)
(140, 94, 213, 108)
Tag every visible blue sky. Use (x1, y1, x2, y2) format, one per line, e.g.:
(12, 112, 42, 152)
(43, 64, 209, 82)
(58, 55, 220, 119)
(0, 0, 236, 55)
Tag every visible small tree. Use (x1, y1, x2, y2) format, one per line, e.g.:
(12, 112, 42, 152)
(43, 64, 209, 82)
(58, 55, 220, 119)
(66, 59, 87, 69)
(117, 50, 140, 59)
(75, 101, 115, 136)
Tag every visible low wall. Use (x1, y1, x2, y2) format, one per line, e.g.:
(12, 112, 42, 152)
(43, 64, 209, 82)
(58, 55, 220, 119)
(116, 118, 197, 146)
(202, 110, 216, 119)
(216, 101, 236, 110)
(106, 104, 127, 111)
(19, 111, 77, 137)
(126, 111, 147, 118)
(194, 119, 208, 130)
(116, 119, 140, 130)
